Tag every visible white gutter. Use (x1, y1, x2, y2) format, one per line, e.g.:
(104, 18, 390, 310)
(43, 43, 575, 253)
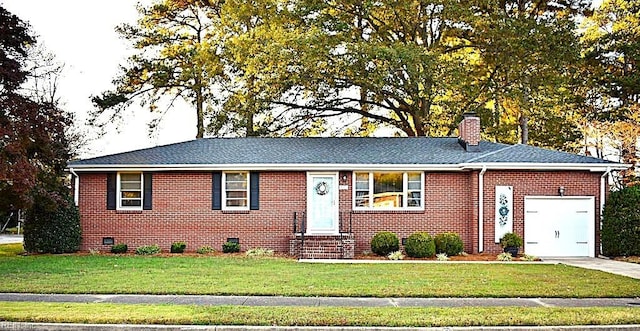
(69, 168, 79, 206)
(478, 165, 487, 253)
(67, 162, 628, 173)
(599, 166, 612, 256)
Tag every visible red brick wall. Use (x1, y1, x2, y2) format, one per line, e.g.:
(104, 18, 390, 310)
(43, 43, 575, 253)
(78, 170, 603, 255)
(481, 170, 602, 255)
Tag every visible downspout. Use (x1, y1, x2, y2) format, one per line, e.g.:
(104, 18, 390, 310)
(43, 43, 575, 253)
(599, 166, 612, 256)
(69, 168, 79, 206)
(478, 166, 487, 253)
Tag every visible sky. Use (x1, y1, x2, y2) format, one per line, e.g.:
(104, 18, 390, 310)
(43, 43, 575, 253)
(1, 1, 195, 158)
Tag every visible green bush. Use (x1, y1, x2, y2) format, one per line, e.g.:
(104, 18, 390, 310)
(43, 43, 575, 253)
(24, 191, 81, 254)
(499, 232, 523, 248)
(170, 241, 187, 253)
(135, 244, 161, 255)
(111, 243, 128, 254)
(196, 245, 215, 254)
(404, 232, 436, 258)
(222, 241, 240, 253)
(602, 185, 640, 257)
(370, 231, 399, 256)
(434, 232, 464, 256)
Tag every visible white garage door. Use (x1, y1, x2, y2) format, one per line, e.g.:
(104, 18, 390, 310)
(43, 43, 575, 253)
(524, 197, 595, 257)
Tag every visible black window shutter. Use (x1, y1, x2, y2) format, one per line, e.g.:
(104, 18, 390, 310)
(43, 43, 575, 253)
(143, 173, 153, 210)
(106, 173, 116, 210)
(250, 172, 260, 210)
(212, 172, 222, 210)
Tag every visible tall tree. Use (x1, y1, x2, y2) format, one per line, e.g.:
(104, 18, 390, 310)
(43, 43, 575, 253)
(0, 6, 73, 212)
(91, 0, 221, 138)
(581, 0, 640, 179)
(254, 0, 589, 147)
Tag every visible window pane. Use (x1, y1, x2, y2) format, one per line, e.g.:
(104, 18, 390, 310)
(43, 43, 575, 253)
(226, 182, 247, 190)
(226, 173, 247, 182)
(373, 173, 403, 208)
(122, 199, 141, 207)
(226, 191, 247, 199)
(121, 191, 141, 199)
(355, 173, 369, 181)
(120, 173, 141, 182)
(226, 199, 247, 207)
(121, 182, 141, 190)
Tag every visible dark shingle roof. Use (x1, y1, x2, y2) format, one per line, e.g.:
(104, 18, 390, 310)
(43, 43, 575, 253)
(68, 137, 619, 169)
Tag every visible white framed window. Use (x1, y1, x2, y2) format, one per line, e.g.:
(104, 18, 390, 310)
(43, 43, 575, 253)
(353, 171, 424, 210)
(223, 171, 249, 210)
(117, 172, 143, 210)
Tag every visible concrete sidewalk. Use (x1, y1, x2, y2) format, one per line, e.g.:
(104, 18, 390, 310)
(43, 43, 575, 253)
(0, 234, 22, 244)
(1, 293, 639, 308)
(544, 258, 640, 280)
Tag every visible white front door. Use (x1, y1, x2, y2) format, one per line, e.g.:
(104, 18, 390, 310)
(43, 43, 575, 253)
(524, 197, 595, 257)
(307, 173, 339, 234)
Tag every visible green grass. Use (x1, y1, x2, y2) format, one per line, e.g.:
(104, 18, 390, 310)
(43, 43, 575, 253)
(0, 244, 638, 297)
(0, 302, 638, 326)
(0, 243, 24, 257)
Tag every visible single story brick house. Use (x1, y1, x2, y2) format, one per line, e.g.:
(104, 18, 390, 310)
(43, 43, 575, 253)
(68, 114, 626, 258)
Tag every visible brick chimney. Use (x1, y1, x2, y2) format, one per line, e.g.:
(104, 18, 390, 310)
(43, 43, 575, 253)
(458, 112, 480, 152)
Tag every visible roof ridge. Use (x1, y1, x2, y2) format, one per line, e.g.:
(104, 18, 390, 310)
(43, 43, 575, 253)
(465, 144, 519, 163)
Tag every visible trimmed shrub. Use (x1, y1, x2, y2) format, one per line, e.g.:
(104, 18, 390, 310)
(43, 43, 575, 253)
(111, 243, 128, 254)
(135, 244, 161, 255)
(24, 191, 81, 254)
(602, 185, 640, 257)
(370, 231, 399, 256)
(434, 232, 464, 256)
(196, 245, 215, 254)
(404, 232, 436, 258)
(170, 241, 187, 253)
(222, 241, 240, 253)
(499, 232, 523, 249)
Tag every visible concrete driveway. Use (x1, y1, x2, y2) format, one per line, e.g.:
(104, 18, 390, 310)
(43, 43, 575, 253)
(0, 234, 23, 244)
(545, 257, 640, 280)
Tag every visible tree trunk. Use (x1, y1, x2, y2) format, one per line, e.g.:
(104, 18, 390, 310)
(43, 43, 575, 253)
(195, 82, 204, 139)
(520, 115, 528, 145)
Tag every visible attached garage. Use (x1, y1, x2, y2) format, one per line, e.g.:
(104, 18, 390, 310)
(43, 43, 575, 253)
(524, 196, 595, 257)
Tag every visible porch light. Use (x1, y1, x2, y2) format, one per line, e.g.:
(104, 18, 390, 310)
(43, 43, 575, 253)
(558, 186, 565, 197)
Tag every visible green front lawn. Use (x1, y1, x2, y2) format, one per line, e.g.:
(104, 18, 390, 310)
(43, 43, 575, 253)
(0, 302, 639, 327)
(0, 245, 638, 298)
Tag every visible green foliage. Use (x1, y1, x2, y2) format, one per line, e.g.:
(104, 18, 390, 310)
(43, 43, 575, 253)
(246, 248, 274, 257)
(110, 244, 128, 254)
(196, 246, 215, 254)
(370, 231, 399, 256)
(602, 185, 640, 256)
(23, 192, 81, 254)
(170, 241, 187, 254)
(135, 244, 161, 255)
(387, 251, 404, 260)
(222, 241, 240, 253)
(404, 232, 436, 258)
(499, 233, 523, 249)
(434, 232, 464, 256)
(520, 254, 538, 262)
(497, 252, 513, 261)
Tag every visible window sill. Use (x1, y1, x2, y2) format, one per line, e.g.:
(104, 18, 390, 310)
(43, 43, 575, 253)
(115, 210, 143, 214)
(352, 209, 424, 214)
(221, 210, 250, 214)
